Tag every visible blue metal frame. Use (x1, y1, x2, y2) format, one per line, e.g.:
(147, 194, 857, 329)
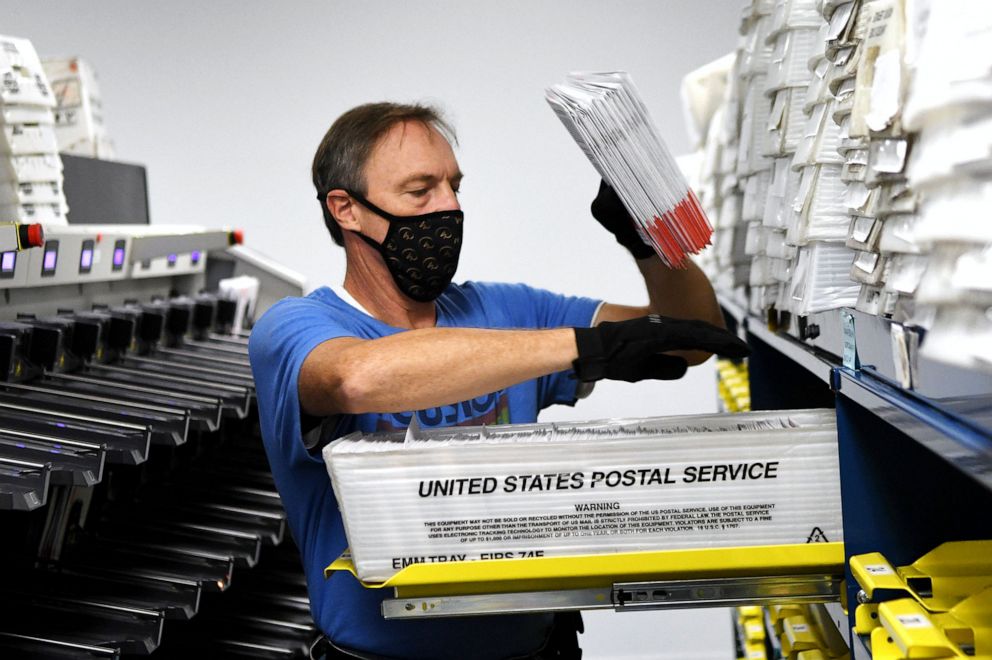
(837, 369, 992, 491)
(726, 303, 992, 657)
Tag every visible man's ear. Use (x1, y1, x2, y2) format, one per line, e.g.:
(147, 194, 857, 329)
(326, 190, 361, 233)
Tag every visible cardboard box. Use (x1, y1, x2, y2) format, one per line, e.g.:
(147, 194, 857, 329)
(325, 409, 841, 582)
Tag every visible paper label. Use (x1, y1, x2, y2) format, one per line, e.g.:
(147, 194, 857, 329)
(890, 324, 912, 389)
(792, 623, 810, 633)
(842, 310, 860, 370)
(864, 563, 894, 575)
(896, 614, 932, 629)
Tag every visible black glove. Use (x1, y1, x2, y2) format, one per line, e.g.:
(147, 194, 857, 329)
(572, 315, 751, 383)
(590, 180, 656, 260)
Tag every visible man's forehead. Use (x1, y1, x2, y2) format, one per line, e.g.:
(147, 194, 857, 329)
(366, 120, 459, 183)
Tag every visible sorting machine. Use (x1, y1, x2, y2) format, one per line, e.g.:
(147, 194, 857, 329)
(0, 221, 314, 659)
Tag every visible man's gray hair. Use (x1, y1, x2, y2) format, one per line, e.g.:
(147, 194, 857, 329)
(312, 102, 456, 246)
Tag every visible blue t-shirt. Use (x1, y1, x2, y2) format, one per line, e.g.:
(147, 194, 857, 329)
(249, 281, 601, 659)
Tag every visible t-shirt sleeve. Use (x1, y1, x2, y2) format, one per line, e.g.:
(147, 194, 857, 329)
(248, 297, 358, 466)
(475, 282, 602, 409)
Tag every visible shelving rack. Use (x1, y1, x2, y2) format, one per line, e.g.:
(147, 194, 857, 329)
(721, 295, 992, 654)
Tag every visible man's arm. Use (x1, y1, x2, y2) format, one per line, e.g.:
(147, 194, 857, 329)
(299, 328, 577, 416)
(299, 303, 747, 417)
(589, 181, 725, 365)
(595, 257, 725, 366)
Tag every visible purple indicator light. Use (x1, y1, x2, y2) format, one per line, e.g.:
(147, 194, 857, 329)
(167, 253, 178, 265)
(191, 250, 202, 264)
(80, 248, 93, 269)
(43, 250, 57, 271)
(55, 422, 66, 428)
(113, 247, 125, 267)
(1, 251, 14, 272)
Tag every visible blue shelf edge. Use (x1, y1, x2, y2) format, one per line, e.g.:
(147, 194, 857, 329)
(836, 368, 992, 492)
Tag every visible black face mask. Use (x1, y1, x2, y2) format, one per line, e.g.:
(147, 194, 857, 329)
(345, 191, 463, 302)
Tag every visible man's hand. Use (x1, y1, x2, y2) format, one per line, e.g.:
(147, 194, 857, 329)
(590, 180, 655, 260)
(573, 315, 750, 383)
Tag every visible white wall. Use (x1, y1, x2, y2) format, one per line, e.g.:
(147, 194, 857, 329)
(6, 2, 739, 657)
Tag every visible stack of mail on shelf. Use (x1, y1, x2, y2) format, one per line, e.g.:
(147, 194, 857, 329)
(838, 0, 925, 323)
(692, 0, 992, 372)
(828, 0, 889, 315)
(735, 0, 778, 315)
(693, 0, 865, 319)
(781, 0, 860, 317)
(324, 409, 841, 582)
(903, 1, 992, 373)
(767, 0, 855, 316)
(0, 36, 67, 227)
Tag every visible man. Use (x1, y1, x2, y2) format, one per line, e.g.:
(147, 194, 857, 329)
(249, 102, 747, 659)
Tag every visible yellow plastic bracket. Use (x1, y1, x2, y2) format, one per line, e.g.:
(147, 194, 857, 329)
(878, 598, 963, 658)
(784, 614, 823, 654)
(867, 627, 905, 660)
(795, 650, 828, 660)
(743, 640, 767, 660)
(931, 587, 992, 658)
(738, 605, 763, 619)
(742, 618, 766, 643)
(855, 603, 882, 635)
(767, 603, 806, 624)
(899, 541, 992, 612)
(851, 552, 912, 601)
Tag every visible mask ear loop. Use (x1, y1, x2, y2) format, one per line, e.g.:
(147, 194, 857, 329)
(317, 189, 392, 248)
(345, 191, 396, 250)
(345, 190, 399, 223)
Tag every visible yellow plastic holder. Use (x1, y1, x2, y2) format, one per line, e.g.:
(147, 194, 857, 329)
(784, 614, 824, 654)
(739, 605, 764, 619)
(878, 598, 962, 658)
(796, 650, 829, 660)
(930, 587, 992, 658)
(868, 625, 907, 660)
(744, 639, 768, 660)
(855, 603, 882, 635)
(898, 541, 992, 612)
(851, 552, 912, 602)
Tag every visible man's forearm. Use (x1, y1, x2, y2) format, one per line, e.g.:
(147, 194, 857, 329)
(304, 327, 578, 415)
(635, 257, 725, 365)
(636, 257, 725, 328)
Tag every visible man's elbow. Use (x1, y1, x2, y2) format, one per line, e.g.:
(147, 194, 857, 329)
(301, 369, 376, 416)
(333, 371, 378, 415)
